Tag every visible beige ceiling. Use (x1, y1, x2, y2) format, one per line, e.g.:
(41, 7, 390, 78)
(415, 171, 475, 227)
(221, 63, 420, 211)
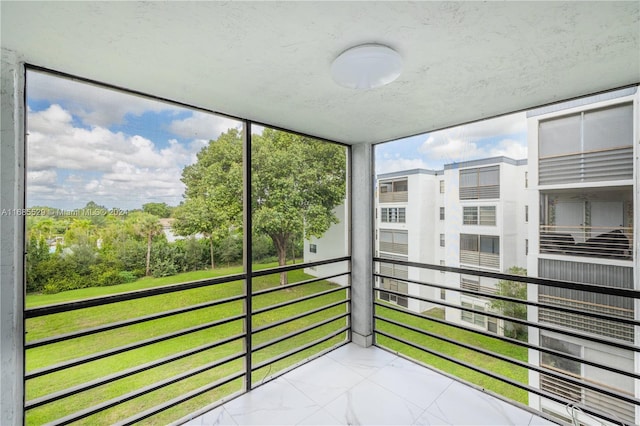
(2, 1, 639, 144)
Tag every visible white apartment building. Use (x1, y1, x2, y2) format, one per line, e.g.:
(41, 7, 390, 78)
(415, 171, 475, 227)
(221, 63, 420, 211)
(375, 157, 528, 335)
(527, 87, 639, 425)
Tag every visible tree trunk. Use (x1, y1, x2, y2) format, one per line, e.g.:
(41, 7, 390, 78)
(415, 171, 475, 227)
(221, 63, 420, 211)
(209, 235, 215, 269)
(272, 234, 288, 286)
(145, 234, 152, 276)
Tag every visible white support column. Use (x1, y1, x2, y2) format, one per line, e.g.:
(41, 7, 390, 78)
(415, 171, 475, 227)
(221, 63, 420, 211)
(0, 48, 25, 426)
(350, 143, 373, 347)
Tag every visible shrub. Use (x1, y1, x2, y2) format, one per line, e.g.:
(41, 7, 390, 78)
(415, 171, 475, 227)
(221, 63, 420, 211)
(118, 271, 138, 283)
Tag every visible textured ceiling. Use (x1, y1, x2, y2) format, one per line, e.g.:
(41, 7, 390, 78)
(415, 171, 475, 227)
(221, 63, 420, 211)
(1, 1, 639, 144)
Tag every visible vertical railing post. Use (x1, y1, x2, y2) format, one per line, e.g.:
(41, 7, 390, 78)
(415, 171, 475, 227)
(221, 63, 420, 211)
(243, 121, 253, 392)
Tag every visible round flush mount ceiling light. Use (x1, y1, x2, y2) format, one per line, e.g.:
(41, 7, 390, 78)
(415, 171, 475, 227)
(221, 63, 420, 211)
(331, 44, 403, 90)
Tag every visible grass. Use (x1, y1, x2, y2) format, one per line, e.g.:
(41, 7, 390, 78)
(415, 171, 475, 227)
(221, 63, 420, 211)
(25, 264, 349, 425)
(26, 267, 530, 424)
(375, 303, 529, 404)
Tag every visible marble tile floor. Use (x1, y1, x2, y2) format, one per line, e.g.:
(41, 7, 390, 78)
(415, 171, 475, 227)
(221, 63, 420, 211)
(182, 343, 557, 426)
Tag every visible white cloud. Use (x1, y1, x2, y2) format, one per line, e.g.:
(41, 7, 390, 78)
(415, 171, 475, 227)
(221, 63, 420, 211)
(456, 112, 527, 140)
(418, 134, 484, 165)
(26, 104, 205, 209)
(376, 158, 432, 175)
(488, 138, 528, 160)
(27, 70, 182, 127)
(168, 111, 240, 140)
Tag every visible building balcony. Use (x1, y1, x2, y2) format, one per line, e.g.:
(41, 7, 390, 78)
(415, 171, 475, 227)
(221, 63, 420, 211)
(539, 225, 633, 260)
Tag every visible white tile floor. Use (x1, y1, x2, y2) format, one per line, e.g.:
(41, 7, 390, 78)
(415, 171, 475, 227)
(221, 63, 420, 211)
(182, 343, 557, 426)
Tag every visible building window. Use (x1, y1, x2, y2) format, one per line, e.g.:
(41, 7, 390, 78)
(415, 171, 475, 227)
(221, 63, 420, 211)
(379, 255, 409, 280)
(525, 205, 529, 223)
(379, 278, 409, 308)
(440, 233, 445, 247)
(379, 229, 408, 255)
(461, 301, 487, 327)
(540, 335, 581, 375)
(538, 103, 633, 184)
(463, 207, 478, 225)
(439, 180, 445, 193)
(440, 207, 445, 220)
(479, 206, 496, 225)
(440, 288, 446, 300)
(381, 207, 406, 223)
(525, 171, 528, 188)
(309, 244, 317, 253)
(463, 206, 496, 226)
(440, 259, 445, 273)
(460, 234, 500, 269)
(525, 239, 529, 255)
(459, 166, 500, 200)
(379, 179, 408, 202)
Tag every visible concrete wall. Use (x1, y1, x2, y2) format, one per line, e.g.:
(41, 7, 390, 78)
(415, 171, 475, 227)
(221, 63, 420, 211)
(1, 48, 25, 426)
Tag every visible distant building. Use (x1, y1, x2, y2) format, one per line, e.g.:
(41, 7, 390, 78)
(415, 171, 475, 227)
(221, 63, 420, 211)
(526, 87, 638, 426)
(374, 156, 528, 336)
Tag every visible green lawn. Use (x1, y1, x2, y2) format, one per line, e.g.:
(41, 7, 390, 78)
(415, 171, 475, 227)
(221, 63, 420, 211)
(25, 265, 349, 425)
(375, 304, 529, 404)
(26, 269, 530, 425)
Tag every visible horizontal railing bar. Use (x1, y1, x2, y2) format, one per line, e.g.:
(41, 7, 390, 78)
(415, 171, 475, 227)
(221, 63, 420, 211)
(374, 257, 639, 298)
(375, 272, 640, 326)
(46, 351, 246, 426)
(253, 313, 349, 352)
(252, 286, 347, 315)
(252, 326, 349, 371)
(27, 314, 245, 380)
(26, 294, 246, 349)
(253, 272, 349, 296)
(373, 287, 639, 352)
(374, 331, 631, 426)
(251, 256, 350, 278)
(115, 370, 246, 426)
(375, 315, 640, 406)
(253, 299, 349, 334)
(374, 302, 640, 380)
(25, 332, 246, 410)
(25, 273, 246, 318)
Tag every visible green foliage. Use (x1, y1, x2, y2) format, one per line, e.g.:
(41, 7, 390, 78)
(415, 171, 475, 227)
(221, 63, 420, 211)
(142, 202, 172, 218)
(176, 127, 346, 285)
(174, 128, 244, 269)
(490, 266, 528, 341)
(251, 129, 346, 278)
(127, 212, 164, 276)
(117, 271, 138, 284)
(252, 234, 276, 263)
(25, 235, 51, 292)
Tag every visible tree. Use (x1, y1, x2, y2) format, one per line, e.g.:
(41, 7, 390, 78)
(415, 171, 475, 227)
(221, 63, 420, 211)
(128, 212, 164, 276)
(143, 202, 172, 218)
(252, 128, 346, 285)
(490, 266, 528, 341)
(177, 127, 346, 285)
(173, 129, 243, 270)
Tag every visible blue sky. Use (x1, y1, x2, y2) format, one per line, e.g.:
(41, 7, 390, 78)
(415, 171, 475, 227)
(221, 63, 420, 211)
(375, 112, 527, 175)
(26, 70, 240, 210)
(27, 70, 528, 210)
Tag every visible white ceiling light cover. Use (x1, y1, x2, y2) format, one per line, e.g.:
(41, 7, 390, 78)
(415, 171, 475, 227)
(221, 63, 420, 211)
(331, 44, 403, 90)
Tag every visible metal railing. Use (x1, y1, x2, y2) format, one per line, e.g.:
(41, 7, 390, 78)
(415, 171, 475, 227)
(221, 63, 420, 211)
(540, 225, 633, 260)
(24, 256, 351, 425)
(372, 257, 640, 426)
